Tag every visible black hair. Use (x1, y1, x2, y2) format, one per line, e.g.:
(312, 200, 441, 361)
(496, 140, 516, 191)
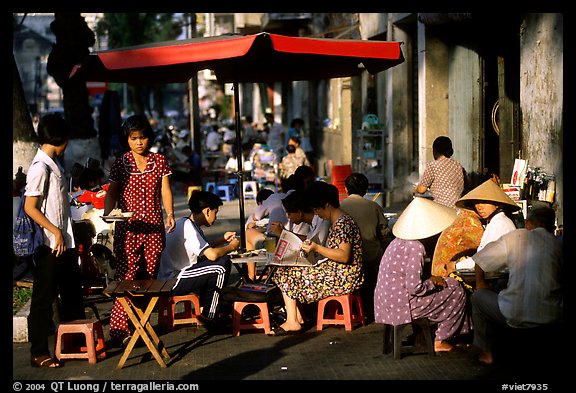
(526, 206, 556, 233)
(294, 165, 315, 185)
(281, 174, 305, 193)
(281, 190, 313, 214)
(288, 135, 301, 145)
(188, 190, 223, 214)
(290, 118, 304, 128)
(121, 114, 155, 143)
(286, 144, 296, 154)
(256, 188, 274, 204)
(345, 172, 369, 196)
(305, 180, 340, 209)
(36, 114, 72, 146)
(432, 136, 454, 159)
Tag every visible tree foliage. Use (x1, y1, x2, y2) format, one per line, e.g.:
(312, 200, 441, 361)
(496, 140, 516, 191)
(95, 13, 183, 118)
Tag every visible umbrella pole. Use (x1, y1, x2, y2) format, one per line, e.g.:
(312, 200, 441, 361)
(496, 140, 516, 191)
(233, 81, 246, 251)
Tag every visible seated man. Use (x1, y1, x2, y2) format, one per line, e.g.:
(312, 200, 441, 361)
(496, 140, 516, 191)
(340, 172, 392, 322)
(157, 190, 240, 328)
(448, 206, 563, 365)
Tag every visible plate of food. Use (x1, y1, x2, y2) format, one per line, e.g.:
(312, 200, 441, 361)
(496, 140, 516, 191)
(101, 209, 134, 222)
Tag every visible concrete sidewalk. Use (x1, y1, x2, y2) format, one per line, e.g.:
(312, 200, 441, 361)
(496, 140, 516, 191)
(11, 193, 567, 386)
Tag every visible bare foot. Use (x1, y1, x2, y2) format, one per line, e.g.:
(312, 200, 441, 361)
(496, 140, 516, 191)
(478, 351, 494, 365)
(279, 322, 302, 333)
(434, 340, 454, 352)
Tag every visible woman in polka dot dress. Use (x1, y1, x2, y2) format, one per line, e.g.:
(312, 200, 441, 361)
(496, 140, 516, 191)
(103, 114, 176, 344)
(374, 197, 471, 353)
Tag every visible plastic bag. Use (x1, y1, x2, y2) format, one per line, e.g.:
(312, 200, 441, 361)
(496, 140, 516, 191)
(13, 196, 44, 257)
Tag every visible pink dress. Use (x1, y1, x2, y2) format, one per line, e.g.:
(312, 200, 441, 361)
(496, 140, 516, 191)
(374, 238, 471, 341)
(108, 151, 172, 340)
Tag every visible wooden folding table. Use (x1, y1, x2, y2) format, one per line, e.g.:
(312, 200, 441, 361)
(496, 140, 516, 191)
(103, 278, 177, 369)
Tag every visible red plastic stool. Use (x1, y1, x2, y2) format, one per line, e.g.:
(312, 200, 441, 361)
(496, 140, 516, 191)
(232, 301, 272, 336)
(157, 294, 202, 330)
(316, 292, 365, 331)
(54, 318, 106, 364)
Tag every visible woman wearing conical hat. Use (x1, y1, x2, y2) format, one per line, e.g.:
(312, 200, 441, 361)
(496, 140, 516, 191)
(453, 179, 520, 287)
(374, 197, 471, 352)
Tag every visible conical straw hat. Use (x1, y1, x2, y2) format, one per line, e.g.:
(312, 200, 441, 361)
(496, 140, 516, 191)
(455, 179, 520, 211)
(392, 197, 457, 240)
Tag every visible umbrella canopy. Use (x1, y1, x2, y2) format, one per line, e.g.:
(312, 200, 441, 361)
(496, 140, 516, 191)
(73, 32, 404, 250)
(73, 32, 404, 84)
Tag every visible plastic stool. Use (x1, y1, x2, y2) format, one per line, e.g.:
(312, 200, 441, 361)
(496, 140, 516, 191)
(242, 181, 259, 199)
(205, 182, 217, 193)
(232, 301, 271, 336)
(217, 185, 233, 202)
(316, 292, 365, 331)
(187, 186, 202, 200)
(382, 318, 436, 360)
(157, 294, 202, 330)
(54, 318, 106, 364)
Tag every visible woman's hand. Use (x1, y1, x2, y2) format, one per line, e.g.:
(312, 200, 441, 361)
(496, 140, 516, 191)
(165, 215, 176, 233)
(269, 221, 284, 237)
(430, 275, 447, 289)
(300, 239, 315, 254)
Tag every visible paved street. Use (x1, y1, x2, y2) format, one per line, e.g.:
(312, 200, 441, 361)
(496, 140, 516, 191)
(11, 192, 568, 389)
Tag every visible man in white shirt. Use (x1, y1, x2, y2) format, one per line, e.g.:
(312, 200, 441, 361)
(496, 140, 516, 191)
(448, 207, 563, 366)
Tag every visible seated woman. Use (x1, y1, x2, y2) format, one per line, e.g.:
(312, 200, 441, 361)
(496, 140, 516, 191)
(374, 197, 471, 352)
(431, 208, 484, 278)
(270, 181, 363, 335)
(454, 179, 519, 288)
(268, 189, 331, 245)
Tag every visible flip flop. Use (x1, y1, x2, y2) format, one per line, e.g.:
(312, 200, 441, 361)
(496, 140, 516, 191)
(31, 355, 61, 368)
(268, 326, 301, 336)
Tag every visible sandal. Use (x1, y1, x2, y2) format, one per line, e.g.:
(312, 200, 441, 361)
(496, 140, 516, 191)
(31, 355, 61, 368)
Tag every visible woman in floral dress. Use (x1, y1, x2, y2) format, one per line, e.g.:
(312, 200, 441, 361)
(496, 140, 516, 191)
(271, 181, 363, 335)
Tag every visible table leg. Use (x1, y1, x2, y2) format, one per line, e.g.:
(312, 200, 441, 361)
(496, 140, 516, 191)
(116, 296, 169, 369)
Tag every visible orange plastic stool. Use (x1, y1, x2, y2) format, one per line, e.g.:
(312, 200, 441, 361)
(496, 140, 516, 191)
(54, 318, 106, 364)
(232, 301, 271, 336)
(157, 294, 202, 330)
(316, 292, 365, 331)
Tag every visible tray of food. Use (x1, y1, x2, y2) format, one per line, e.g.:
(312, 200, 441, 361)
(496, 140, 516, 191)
(101, 209, 134, 222)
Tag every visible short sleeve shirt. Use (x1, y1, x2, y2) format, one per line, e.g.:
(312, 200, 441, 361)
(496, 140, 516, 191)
(157, 217, 209, 283)
(419, 157, 465, 208)
(108, 151, 172, 225)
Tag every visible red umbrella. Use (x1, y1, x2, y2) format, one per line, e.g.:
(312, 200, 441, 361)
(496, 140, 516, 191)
(72, 32, 405, 248)
(73, 32, 404, 83)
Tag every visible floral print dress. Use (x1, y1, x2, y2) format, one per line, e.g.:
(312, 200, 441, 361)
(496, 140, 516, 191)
(272, 214, 364, 303)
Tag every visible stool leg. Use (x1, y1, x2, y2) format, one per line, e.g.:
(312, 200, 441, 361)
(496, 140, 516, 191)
(383, 325, 393, 355)
(414, 318, 436, 357)
(341, 297, 353, 331)
(393, 325, 404, 360)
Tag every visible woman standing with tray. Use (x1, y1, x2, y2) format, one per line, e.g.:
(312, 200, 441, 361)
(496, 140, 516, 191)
(103, 114, 175, 346)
